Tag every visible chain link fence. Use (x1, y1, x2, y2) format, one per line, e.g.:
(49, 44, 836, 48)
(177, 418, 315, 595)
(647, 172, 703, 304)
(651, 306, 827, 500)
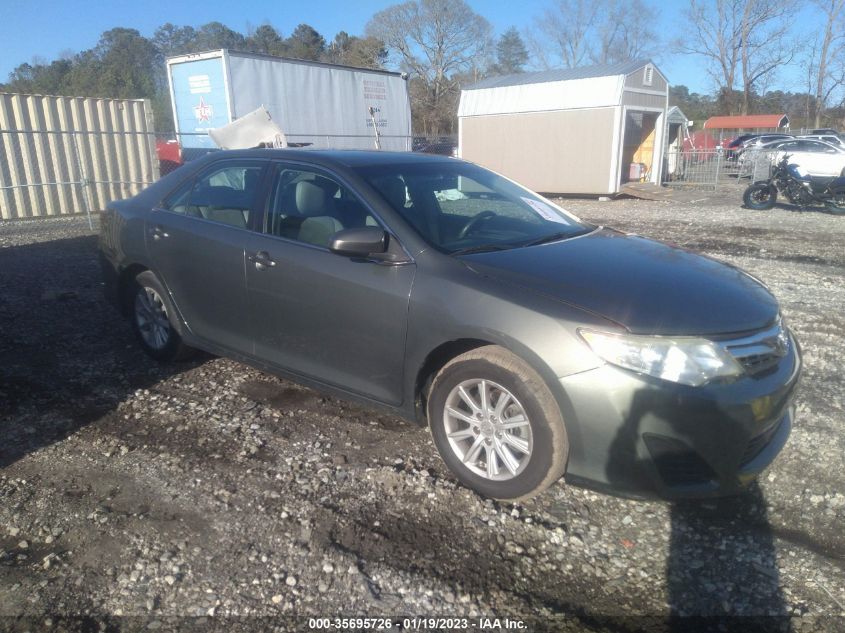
(0, 130, 457, 223)
(0, 129, 163, 226)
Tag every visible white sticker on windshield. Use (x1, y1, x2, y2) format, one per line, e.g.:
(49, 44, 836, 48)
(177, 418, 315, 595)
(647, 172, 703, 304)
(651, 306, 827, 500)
(521, 197, 569, 224)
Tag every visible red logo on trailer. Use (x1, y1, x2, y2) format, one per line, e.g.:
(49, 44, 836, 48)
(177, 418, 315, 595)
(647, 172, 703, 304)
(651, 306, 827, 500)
(194, 97, 213, 122)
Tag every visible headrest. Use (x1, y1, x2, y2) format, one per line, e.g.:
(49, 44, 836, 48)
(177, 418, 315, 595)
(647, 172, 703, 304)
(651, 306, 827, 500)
(295, 180, 326, 217)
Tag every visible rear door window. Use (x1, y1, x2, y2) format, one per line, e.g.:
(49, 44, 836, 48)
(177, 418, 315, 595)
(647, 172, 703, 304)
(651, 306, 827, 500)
(163, 161, 266, 229)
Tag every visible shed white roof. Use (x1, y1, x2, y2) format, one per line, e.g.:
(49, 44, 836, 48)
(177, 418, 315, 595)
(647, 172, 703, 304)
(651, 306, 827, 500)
(458, 59, 658, 118)
(466, 59, 652, 90)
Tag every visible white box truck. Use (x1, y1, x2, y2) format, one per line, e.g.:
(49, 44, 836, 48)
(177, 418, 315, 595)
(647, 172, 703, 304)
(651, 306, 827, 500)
(166, 50, 412, 152)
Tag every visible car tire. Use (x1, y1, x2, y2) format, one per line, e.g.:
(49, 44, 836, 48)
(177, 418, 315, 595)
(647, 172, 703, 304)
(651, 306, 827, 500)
(427, 345, 568, 501)
(129, 270, 194, 362)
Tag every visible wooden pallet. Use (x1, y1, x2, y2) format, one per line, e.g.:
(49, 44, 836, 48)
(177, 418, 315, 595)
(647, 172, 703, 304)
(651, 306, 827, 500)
(618, 182, 678, 200)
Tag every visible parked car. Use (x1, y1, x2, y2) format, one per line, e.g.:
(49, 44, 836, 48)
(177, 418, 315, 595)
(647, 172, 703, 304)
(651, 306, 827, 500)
(724, 134, 759, 159)
(734, 134, 794, 160)
(737, 138, 845, 176)
(736, 138, 790, 172)
(100, 150, 801, 501)
(810, 128, 839, 136)
(768, 139, 845, 177)
(798, 134, 843, 147)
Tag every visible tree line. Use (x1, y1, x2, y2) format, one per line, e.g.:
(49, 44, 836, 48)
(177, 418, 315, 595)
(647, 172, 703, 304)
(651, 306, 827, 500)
(2, 0, 844, 135)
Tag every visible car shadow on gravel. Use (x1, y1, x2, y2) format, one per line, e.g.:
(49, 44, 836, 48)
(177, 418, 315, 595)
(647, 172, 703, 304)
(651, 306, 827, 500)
(0, 234, 203, 469)
(604, 388, 792, 630)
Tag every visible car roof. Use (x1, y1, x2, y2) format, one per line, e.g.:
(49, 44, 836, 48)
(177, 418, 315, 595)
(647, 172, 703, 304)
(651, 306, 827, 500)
(763, 138, 840, 150)
(741, 134, 791, 145)
(134, 148, 462, 207)
(195, 148, 458, 169)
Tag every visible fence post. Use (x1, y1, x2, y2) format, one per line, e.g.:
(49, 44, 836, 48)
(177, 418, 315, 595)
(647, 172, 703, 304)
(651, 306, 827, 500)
(714, 148, 722, 190)
(72, 132, 94, 230)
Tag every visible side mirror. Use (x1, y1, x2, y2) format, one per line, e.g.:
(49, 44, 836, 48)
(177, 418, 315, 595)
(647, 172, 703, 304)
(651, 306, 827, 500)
(329, 227, 388, 257)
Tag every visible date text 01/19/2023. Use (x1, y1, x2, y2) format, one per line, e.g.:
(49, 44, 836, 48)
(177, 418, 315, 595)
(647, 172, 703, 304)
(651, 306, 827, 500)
(307, 617, 528, 630)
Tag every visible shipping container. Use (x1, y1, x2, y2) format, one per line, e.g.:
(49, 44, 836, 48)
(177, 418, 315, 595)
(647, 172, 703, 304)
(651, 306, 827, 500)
(166, 50, 412, 152)
(0, 92, 157, 220)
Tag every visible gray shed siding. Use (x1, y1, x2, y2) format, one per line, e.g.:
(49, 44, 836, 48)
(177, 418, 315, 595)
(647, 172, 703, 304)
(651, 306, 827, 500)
(621, 91, 666, 109)
(460, 108, 618, 194)
(624, 66, 667, 92)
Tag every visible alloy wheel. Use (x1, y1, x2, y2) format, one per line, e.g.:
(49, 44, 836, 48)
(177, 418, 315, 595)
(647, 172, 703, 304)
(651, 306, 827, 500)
(134, 287, 171, 350)
(442, 379, 533, 481)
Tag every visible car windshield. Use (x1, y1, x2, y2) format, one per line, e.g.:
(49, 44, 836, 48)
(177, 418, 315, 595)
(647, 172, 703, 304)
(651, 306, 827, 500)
(355, 161, 593, 254)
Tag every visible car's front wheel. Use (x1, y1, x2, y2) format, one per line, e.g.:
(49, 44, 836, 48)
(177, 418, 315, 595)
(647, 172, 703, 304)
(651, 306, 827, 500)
(129, 270, 194, 362)
(427, 346, 568, 501)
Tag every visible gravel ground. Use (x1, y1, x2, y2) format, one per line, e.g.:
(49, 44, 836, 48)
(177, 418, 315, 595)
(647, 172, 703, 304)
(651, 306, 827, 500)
(0, 192, 843, 632)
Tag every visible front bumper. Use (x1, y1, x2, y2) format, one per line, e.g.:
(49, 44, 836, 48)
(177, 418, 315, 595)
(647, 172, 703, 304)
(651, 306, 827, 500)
(557, 332, 801, 499)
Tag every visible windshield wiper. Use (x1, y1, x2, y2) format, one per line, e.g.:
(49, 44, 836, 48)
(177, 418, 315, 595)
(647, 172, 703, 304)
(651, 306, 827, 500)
(450, 243, 514, 256)
(518, 229, 588, 248)
(451, 229, 592, 255)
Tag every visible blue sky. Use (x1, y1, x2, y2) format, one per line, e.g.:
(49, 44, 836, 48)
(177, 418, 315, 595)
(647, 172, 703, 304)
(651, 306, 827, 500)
(0, 0, 818, 95)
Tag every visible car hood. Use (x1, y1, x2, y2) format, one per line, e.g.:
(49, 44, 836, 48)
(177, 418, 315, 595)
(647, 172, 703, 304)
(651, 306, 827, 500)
(461, 228, 779, 336)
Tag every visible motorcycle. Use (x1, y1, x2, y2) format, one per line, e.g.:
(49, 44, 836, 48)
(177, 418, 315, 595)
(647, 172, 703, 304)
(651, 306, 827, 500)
(743, 155, 845, 214)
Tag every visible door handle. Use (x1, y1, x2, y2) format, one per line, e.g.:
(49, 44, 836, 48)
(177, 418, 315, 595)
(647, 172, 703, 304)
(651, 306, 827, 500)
(149, 225, 169, 240)
(248, 251, 276, 270)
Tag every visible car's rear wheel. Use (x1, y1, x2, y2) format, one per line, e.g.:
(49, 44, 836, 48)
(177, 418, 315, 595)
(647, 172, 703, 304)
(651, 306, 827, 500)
(427, 346, 568, 501)
(130, 271, 194, 362)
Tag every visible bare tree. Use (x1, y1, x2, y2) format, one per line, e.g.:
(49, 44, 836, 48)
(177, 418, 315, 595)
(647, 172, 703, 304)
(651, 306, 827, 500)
(593, 0, 659, 65)
(527, 0, 659, 70)
(738, 0, 798, 115)
(366, 0, 491, 134)
(808, 0, 845, 127)
(675, 0, 797, 115)
(532, 0, 602, 68)
(674, 0, 743, 114)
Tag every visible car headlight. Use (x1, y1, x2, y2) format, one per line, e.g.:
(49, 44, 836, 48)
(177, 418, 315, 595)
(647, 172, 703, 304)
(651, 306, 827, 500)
(579, 329, 744, 387)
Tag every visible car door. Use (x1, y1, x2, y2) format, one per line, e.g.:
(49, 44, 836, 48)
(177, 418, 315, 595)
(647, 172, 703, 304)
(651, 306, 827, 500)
(245, 161, 416, 405)
(147, 159, 268, 355)
(806, 143, 845, 176)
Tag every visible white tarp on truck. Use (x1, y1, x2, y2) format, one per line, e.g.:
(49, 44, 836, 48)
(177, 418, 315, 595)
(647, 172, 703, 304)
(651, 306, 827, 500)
(166, 50, 412, 151)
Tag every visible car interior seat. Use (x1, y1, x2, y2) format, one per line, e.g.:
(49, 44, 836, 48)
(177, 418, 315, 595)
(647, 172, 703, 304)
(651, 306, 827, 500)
(295, 179, 344, 247)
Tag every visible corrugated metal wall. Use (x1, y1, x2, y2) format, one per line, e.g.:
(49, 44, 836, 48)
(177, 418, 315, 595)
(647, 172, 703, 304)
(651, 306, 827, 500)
(0, 93, 158, 220)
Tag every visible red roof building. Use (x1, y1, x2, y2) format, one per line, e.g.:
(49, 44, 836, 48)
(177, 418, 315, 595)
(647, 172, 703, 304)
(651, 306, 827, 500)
(703, 114, 789, 130)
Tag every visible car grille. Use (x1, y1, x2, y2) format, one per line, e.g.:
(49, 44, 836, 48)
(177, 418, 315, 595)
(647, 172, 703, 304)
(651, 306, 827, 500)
(722, 321, 790, 377)
(643, 435, 717, 487)
(736, 351, 782, 375)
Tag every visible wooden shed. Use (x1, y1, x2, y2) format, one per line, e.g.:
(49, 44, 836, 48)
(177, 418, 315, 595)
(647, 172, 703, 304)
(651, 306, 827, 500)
(458, 60, 669, 195)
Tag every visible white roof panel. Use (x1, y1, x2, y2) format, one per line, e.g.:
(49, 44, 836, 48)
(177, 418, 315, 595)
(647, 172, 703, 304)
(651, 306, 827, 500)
(458, 74, 624, 117)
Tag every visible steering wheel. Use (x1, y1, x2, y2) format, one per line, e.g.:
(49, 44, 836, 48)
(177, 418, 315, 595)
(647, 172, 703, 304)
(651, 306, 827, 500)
(457, 210, 496, 239)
